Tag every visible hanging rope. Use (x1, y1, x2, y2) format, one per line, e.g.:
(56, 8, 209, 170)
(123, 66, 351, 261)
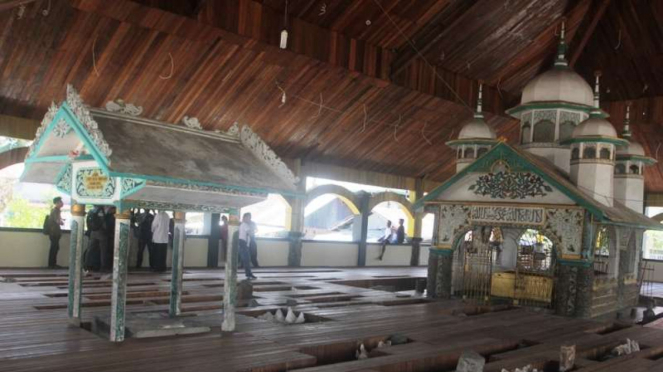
(371, 0, 472, 112)
(158, 53, 174, 80)
(92, 35, 101, 77)
(422, 121, 432, 145)
(361, 104, 368, 133)
(393, 115, 401, 142)
(614, 29, 622, 50)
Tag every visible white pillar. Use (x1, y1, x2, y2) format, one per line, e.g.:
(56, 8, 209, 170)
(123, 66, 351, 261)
(169, 211, 186, 317)
(222, 213, 240, 332)
(67, 204, 86, 324)
(110, 209, 131, 342)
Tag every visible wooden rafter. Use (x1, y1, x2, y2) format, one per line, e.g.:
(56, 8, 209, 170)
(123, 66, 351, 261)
(569, 0, 611, 67)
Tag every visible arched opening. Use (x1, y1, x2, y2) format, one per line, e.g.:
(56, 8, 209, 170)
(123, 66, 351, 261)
(421, 213, 434, 243)
(463, 147, 475, 159)
(594, 226, 617, 278)
(368, 200, 413, 243)
(457, 148, 462, 158)
(476, 147, 489, 158)
(304, 193, 360, 241)
(583, 146, 596, 159)
(599, 147, 611, 160)
(559, 121, 575, 142)
(629, 164, 640, 175)
(533, 120, 555, 142)
(517, 229, 554, 273)
(615, 163, 626, 174)
(521, 123, 531, 144)
(241, 194, 291, 238)
(571, 147, 580, 160)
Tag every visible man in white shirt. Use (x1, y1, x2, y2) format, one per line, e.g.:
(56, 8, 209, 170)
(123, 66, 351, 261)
(238, 213, 257, 279)
(151, 210, 170, 272)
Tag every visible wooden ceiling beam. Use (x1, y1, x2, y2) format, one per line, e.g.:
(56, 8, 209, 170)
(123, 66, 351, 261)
(0, 0, 36, 12)
(389, 0, 479, 78)
(569, 0, 611, 67)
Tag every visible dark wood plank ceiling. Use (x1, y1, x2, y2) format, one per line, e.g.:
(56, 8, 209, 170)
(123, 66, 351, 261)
(0, 0, 662, 192)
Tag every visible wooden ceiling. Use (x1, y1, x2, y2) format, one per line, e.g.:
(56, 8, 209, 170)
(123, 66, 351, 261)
(0, 0, 662, 192)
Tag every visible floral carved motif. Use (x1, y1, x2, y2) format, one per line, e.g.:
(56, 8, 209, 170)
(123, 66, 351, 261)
(469, 172, 553, 199)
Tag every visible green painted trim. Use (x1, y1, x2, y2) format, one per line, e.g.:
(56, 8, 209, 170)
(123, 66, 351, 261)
(557, 259, 592, 268)
(109, 171, 301, 197)
(413, 142, 605, 218)
(446, 139, 498, 147)
(616, 155, 657, 165)
(601, 220, 663, 231)
(119, 178, 146, 199)
(561, 136, 629, 146)
(429, 248, 454, 256)
(506, 102, 596, 118)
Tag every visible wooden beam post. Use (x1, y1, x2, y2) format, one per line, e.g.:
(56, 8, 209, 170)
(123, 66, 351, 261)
(169, 211, 186, 317)
(287, 159, 305, 267)
(207, 213, 221, 268)
(67, 204, 86, 325)
(410, 178, 424, 266)
(357, 192, 370, 267)
(109, 209, 131, 342)
(222, 212, 240, 333)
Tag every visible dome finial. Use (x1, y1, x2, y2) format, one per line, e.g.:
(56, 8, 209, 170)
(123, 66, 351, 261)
(592, 71, 602, 111)
(474, 81, 484, 119)
(623, 102, 632, 138)
(554, 20, 568, 68)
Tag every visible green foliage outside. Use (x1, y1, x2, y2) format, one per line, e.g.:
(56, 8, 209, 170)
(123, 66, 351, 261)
(3, 197, 51, 229)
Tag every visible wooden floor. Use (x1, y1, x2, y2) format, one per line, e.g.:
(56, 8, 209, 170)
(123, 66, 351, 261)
(1, 267, 663, 372)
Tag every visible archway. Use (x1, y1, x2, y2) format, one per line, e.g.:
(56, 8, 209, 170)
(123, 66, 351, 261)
(368, 199, 414, 243)
(449, 225, 558, 307)
(304, 189, 360, 241)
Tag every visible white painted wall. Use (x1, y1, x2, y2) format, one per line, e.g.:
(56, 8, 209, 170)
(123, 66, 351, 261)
(301, 241, 359, 267)
(644, 260, 663, 283)
(571, 162, 614, 206)
(614, 176, 644, 213)
(0, 229, 428, 268)
(365, 243, 411, 266)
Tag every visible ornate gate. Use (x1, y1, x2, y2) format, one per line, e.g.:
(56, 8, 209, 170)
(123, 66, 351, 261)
(459, 227, 494, 303)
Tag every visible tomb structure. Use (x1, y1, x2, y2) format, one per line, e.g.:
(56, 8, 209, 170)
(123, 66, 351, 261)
(417, 24, 661, 318)
(20, 85, 298, 341)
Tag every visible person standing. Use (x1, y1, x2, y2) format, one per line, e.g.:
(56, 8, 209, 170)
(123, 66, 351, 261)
(151, 210, 170, 272)
(136, 209, 154, 269)
(220, 215, 229, 262)
(238, 213, 257, 279)
(104, 206, 116, 271)
(47, 197, 64, 268)
(86, 205, 108, 272)
(248, 219, 260, 268)
(396, 219, 406, 244)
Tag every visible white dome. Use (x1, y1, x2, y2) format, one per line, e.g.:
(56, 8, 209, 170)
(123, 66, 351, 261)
(572, 117, 617, 138)
(521, 68, 594, 107)
(458, 118, 496, 140)
(617, 140, 645, 156)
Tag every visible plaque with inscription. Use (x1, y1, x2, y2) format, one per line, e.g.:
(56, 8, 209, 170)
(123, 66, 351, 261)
(469, 205, 545, 225)
(75, 168, 116, 198)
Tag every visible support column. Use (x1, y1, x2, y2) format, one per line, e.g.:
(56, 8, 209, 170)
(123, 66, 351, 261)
(357, 192, 370, 267)
(426, 208, 440, 298)
(67, 203, 85, 325)
(109, 209, 131, 342)
(222, 212, 240, 333)
(207, 213, 220, 268)
(287, 159, 305, 267)
(410, 178, 424, 266)
(435, 252, 454, 299)
(169, 211, 186, 317)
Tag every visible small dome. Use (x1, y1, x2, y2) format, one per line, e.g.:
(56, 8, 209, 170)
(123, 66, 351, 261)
(617, 140, 645, 156)
(521, 69, 594, 107)
(458, 117, 496, 140)
(572, 117, 617, 138)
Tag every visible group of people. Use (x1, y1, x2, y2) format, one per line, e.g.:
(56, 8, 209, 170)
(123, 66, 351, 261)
(377, 218, 406, 260)
(45, 198, 261, 277)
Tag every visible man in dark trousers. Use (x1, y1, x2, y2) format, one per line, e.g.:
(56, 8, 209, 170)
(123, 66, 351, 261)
(85, 205, 107, 272)
(136, 209, 154, 269)
(238, 213, 257, 279)
(47, 197, 64, 268)
(248, 219, 260, 268)
(396, 218, 406, 244)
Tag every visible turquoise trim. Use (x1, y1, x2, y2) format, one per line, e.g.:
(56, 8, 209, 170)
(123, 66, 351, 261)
(54, 164, 72, 196)
(561, 136, 629, 146)
(25, 155, 70, 163)
(109, 171, 301, 197)
(60, 103, 110, 173)
(557, 259, 592, 268)
(413, 142, 605, 219)
(601, 220, 663, 231)
(120, 178, 146, 199)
